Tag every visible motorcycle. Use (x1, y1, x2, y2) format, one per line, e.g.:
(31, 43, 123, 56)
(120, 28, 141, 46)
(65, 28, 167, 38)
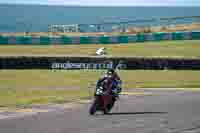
(89, 85, 117, 115)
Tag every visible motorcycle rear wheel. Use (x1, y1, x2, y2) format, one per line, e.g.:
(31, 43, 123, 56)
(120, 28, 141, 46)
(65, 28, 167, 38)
(106, 98, 116, 113)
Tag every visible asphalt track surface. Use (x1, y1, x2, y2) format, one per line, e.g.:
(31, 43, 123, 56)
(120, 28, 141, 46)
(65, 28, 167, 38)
(1, 89, 200, 133)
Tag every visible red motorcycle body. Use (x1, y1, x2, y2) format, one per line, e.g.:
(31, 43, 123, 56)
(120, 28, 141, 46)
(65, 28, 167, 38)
(89, 90, 115, 115)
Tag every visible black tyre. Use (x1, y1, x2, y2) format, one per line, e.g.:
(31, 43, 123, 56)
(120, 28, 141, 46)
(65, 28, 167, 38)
(89, 99, 98, 115)
(106, 98, 115, 113)
(103, 108, 109, 115)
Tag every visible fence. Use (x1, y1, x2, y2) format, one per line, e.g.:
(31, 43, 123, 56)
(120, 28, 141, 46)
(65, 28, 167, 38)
(0, 31, 200, 45)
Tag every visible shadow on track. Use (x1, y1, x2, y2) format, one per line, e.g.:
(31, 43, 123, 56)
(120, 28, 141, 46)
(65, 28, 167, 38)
(107, 112, 167, 115)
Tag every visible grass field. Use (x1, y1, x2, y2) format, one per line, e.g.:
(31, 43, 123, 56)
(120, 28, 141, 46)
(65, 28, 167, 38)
(0, 70, 200, 107)
(1, 40, 200, 107)
(0, 40, 200, 58)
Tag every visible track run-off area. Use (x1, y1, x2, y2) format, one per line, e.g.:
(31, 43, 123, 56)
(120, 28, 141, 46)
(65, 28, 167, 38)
(1, 88, 200, 133)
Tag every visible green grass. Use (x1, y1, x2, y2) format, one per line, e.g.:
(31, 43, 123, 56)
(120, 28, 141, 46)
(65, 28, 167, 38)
(0, 70, 200, 107)
(0, 40, 200, 58)
(0, 88, 89, 107)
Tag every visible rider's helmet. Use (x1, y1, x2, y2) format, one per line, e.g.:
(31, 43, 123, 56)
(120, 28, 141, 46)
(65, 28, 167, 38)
(106, 68, 115, 78)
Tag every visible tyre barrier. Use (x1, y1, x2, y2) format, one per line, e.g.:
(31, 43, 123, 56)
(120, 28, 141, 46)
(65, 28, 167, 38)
(0, 31, 200, 45)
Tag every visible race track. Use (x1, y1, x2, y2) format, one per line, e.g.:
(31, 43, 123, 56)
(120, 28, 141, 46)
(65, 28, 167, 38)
(1, 89, 200, 133)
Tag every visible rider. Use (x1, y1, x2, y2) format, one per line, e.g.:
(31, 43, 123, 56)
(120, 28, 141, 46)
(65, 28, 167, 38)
(95, 69, 122, 113)
(96, 68, 122, 97)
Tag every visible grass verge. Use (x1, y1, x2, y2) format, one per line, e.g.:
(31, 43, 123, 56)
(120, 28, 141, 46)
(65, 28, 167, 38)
(0, 88, 89, 108)
(0, 40, 200, 58)
(0, 70, 200, 107)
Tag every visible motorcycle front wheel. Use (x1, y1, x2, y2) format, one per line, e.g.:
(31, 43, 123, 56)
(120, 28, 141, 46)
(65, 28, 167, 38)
(89, 98, 99, 115)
